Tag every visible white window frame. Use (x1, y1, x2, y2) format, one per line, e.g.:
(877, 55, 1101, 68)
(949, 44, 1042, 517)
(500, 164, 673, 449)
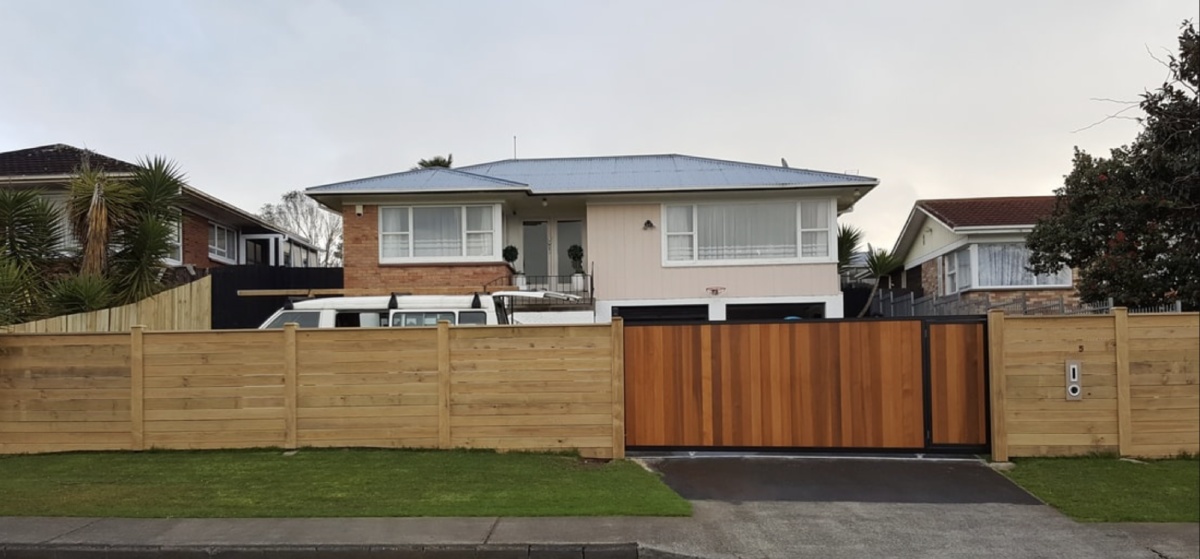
(164, 219, 183, 265)
(378, 204, 503, 264)
(660, 198, 836, 267)
(975, 242, 1074, 289)
(208, 222, 238, 265)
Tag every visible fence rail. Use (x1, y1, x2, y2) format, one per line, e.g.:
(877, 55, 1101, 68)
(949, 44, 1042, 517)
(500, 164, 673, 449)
(0, 320, 624, 458)
(2, 277, 211, 333)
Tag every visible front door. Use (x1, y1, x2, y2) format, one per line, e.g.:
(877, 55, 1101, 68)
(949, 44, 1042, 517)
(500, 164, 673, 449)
(522, 220, 584, 292)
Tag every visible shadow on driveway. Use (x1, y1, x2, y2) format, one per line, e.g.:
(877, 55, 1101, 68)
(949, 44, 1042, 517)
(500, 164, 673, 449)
(651, 457, 1042, 505)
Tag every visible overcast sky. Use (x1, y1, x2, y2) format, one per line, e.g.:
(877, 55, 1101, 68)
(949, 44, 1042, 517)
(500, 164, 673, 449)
(1, 0, 1194, 248)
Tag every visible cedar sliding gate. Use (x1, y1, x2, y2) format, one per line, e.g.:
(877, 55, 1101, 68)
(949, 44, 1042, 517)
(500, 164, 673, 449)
(624, 317, 988, 453)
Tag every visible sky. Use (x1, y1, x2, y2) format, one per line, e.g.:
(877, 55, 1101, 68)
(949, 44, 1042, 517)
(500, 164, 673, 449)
(0, 0, 1194, 249)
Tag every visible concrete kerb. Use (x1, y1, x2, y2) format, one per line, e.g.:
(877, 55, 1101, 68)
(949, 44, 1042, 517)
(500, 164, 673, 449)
(0, 543, 686, 559)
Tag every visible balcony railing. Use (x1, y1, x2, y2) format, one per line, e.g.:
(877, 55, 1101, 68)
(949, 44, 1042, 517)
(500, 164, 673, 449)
(485, 273, 594, 309)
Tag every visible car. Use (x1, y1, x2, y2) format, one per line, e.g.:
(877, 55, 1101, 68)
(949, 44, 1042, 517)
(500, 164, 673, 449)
(257, 291, 580, 329)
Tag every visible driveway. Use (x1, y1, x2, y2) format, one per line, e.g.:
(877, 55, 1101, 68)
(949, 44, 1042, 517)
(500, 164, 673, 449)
(638, 456, 1193, 559)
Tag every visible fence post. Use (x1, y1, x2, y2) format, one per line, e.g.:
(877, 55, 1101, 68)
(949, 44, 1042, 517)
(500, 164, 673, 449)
(987, 310, 1008, 461)
(283, 323, 298, 450)
(1114, 307, 1132, 456)
(611, 318, 626, 460)
(907, 292, 915, 317)
(437, 320, 452, 449)
(130, 325, 146, 451)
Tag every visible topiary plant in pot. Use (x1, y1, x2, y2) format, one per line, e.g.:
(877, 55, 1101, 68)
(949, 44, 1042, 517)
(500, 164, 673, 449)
(502, 245, 526, 290)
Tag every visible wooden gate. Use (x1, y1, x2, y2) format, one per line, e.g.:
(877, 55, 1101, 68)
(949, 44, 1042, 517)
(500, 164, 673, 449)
(624, 318, 988, 451)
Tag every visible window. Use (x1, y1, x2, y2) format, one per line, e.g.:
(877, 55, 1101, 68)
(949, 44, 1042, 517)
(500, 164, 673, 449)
(165, 220, 182, 264)
(208, 223, 238, 262)
(380, 205, 500, 262)
(334, 311, 386, 328)
(458, 311, 487, 325)
(391, 312, 457, 327)
(265, 311, 320, 328)
(664, 200, 831, 264)
(977, 243, 1071, 288)
(943, 247, 971, 294)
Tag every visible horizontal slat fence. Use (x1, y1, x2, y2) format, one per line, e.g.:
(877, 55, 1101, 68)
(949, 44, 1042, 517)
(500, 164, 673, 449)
(990, 309, 1198, 460)
(2, 276, 211, 333)
(0, 319, 623, 459)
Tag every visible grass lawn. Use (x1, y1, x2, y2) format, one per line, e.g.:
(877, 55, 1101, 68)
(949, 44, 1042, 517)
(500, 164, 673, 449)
(0, 449, 691, 518)
(1004, 456, 1199, 522)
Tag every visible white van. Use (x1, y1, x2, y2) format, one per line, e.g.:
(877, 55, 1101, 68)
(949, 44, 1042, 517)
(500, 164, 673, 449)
(257, 292, 578, 329)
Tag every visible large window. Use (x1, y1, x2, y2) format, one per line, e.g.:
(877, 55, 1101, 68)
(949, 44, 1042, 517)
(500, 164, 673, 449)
(208, 223, 237, 262)
(380, 205, 499, 262)
(977, 243, 1071, 288)
(664, 200, 832, 264)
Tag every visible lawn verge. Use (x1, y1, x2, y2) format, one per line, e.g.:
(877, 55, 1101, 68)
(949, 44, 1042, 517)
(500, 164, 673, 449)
(1003, 455, 1199, 522)
(0, 448, 691, 517)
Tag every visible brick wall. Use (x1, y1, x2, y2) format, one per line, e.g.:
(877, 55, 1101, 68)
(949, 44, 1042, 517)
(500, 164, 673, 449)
(342, 205, 511, 292)
(182, 211, 223, 269)
(959, 289, 1080, 314)
(920, 259, 939, 296)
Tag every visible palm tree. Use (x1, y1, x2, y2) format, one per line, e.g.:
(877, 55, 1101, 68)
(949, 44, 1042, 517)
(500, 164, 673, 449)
(857, 244, 904, 317)
(837, 224, 863, 275)
(69, 156, 184, 304)
(412, 154, 453, 170)
(0, 188, 63, 271)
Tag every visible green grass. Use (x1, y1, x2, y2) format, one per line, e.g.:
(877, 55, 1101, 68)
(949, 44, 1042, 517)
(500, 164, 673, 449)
(1004, 455, 1199, 522)
(0, 449, 691, 517)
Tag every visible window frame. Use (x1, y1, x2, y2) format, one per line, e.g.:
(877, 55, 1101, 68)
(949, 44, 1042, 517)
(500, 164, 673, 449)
(164, 219, 183, 265)
(378, 204, 503, 264)
(660, 198, 837, 267)
(974, 242, 1074, 289)
(208, 222, 238, 264)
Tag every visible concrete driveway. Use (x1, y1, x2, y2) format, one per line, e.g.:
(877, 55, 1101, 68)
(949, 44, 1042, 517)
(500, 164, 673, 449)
(639, 456, 1196, 559)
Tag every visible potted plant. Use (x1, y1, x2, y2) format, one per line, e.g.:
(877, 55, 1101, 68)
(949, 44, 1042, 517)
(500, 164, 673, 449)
(502, 245, 525, 290)
(567, 244, 586, 292)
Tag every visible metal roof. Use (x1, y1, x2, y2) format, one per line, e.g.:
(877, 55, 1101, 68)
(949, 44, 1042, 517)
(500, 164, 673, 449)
(307, 167, 528, 193)
(459, 154, 876, 193)
(306, 154, 877, 196)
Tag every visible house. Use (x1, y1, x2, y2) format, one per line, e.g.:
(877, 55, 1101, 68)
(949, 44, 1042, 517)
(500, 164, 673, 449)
(0, 144, 319, 269)
(305, 153, 878, 322)
(890, 196, 1077, 311)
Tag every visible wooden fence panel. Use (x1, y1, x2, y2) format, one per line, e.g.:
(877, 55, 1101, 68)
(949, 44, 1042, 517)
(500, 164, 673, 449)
(0, 321, 622, 457)
(3, 276, 211, 333)
(990, 310, 1198, 460)
(141, 330, 287, 450)
(625, 321, 925, 449)
(295, 328, 440, 449)
(929, 323, 988, 445)
(448, 324, 616, 458)
(0, 334, 132, 453)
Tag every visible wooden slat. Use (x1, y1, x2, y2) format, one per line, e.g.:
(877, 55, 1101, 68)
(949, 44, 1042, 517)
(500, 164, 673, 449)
(929, 322, 987, 445)
(130, 326, 145, 451)
(437, 320, 451, 449)
(611, 317, 625, 459)
(283, 323, 298, 450)
(988, 310, 1008, 461)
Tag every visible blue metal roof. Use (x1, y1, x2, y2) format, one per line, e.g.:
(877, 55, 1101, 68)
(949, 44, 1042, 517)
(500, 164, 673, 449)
(306, 154, 876, 196)
(307, 167, 527, 193)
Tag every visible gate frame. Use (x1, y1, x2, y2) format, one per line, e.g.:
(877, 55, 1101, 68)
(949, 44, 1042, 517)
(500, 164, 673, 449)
(622, 315, 991, 455)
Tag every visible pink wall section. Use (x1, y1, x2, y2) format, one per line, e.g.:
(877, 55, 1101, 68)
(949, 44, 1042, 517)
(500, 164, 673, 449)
(586, 204, 840, 301)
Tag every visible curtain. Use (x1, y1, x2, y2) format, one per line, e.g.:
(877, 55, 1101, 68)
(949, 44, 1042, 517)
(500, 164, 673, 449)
(956, 247, 971, 288)
(413, 207, 462, 257)
(977, 243, 1036, 286)
(697, 202, 796, 260)
(465, 206, 493, 257)
(380, 208, 410, 258)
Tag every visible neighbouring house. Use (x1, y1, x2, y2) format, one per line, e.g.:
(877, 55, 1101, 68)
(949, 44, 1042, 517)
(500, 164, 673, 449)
(889, 196, 1077, 312)
(0, 144, 319, 270)
(305, 153, 878, 322)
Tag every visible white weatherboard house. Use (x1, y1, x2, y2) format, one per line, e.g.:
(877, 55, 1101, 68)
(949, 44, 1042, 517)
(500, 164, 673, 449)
(306, 154, 879, 323)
